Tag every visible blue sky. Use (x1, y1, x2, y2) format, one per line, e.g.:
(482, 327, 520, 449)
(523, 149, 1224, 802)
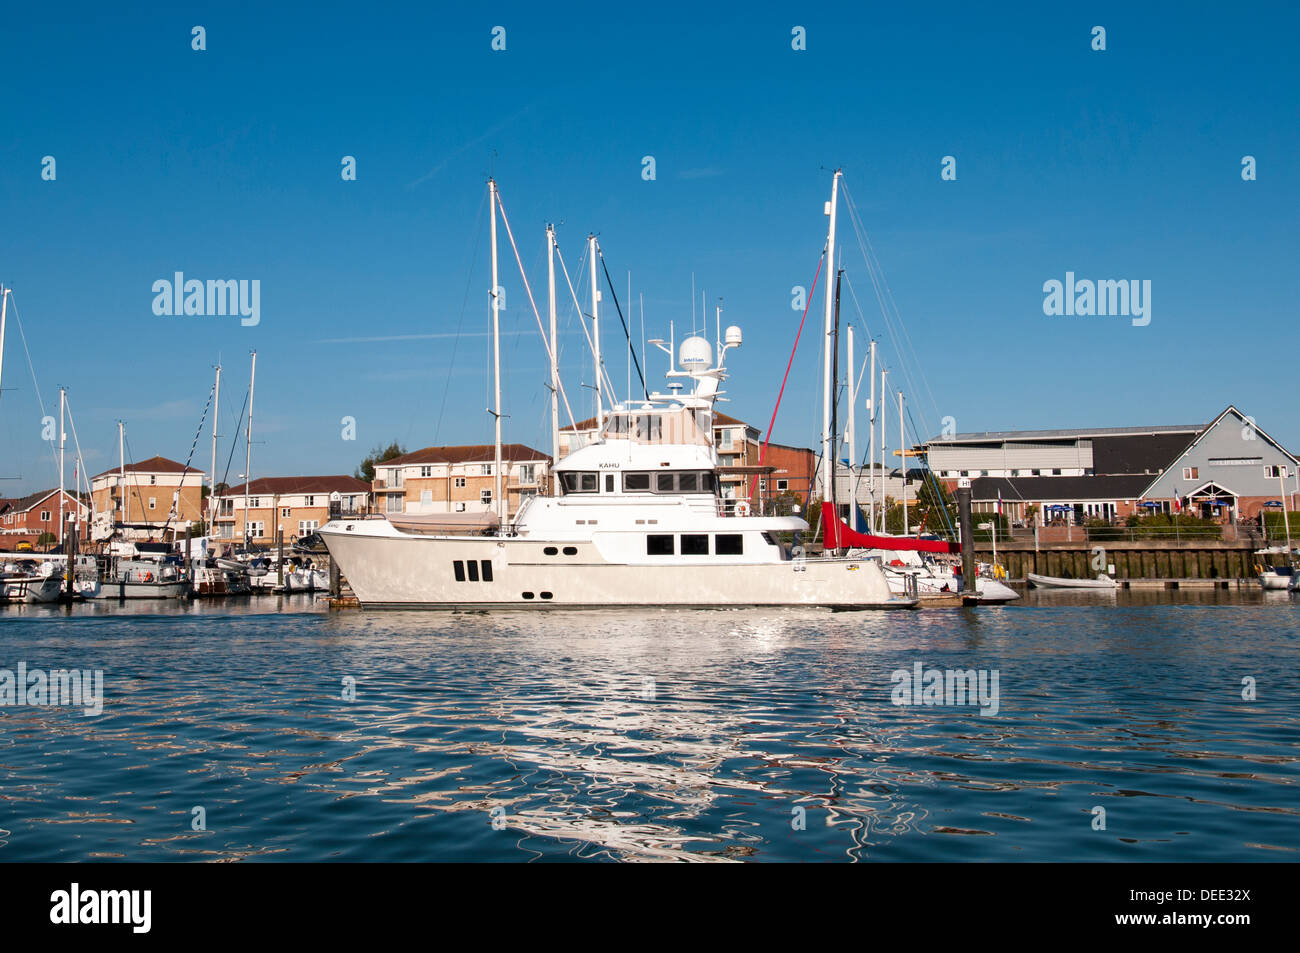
(1, 2, 1296, 495)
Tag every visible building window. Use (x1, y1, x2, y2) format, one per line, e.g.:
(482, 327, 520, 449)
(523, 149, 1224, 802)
(480, 489, 492, 504)
(281, 508, 291, 517)
(454, 477, 466, 488)
(246, 520, 264, 537)
(298, 520, 319, 535)
(304, 495, 315, 506)
(1183, 467, 1198, 481)
(454, 502, 466, 512)
(40, 510, 50, 521)
(149, 497, 156, 509)
(1051, 469, 1061, 476)
(646, 534, 674, 555)
(420, 466, 432, 477)
(1265, 465, 1287, 479)
(720, 428, 734, 449)
(149, 475, 157, 485)
(519, 464, 535, 484)
(386, 494, 403, 513)
(777, 479, 788, 491)
(481, 464, 493, 476)
(249, 498, 260, 508)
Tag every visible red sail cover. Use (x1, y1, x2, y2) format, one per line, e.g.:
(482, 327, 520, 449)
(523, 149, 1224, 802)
(821, 502, 961, 553)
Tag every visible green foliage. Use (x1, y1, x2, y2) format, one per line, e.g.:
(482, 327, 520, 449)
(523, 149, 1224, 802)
(355, 441, 406, 483)
(1262, 511, 1300, 539)
(1123, 513, 1222, 539)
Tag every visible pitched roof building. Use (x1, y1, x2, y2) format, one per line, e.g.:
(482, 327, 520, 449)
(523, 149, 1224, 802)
(372, 444, 550, 519)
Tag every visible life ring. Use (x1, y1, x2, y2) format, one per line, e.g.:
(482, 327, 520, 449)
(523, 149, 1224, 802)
(734, 500, 751, 517)
(143, 572, 153, 582)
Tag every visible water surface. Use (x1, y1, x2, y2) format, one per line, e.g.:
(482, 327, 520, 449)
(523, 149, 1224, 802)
(1, 592, 1296, 861)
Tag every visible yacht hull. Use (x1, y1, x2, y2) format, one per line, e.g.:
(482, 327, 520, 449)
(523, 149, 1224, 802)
(320, 525, 912, 610)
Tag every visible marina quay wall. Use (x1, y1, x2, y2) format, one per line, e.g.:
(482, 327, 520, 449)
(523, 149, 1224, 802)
(970, 539, 1265, 581)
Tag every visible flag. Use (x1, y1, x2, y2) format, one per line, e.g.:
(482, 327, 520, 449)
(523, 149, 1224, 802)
(996, 490, 1003, 516)
(1173, 488, 1181, 514)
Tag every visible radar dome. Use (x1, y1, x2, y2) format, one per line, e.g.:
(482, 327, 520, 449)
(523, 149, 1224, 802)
(724, 325, 742, 347)
(678, 336, 712, 368)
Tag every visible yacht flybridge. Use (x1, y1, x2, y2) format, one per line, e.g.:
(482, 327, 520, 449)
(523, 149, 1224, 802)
(317, 178, 915, 610)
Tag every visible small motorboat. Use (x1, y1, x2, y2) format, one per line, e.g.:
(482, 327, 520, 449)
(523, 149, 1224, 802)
(1258, 566, 1295, 590)
(1027, 572, 1118, 590)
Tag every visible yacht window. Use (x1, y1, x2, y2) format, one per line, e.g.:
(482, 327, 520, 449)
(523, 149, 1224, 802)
(467, 560, 480, 582)
(453, 560, 466, 582)
(623, 473, 651, 492)
(677, 472, 698, 492)
(715, 534, 744, 556)
(561, 472, 599, 494)
(655, 473, 675, 492)
(481, 560, 493, 582)
(702, 473, 715, 492)
(646, 534, 674, 556)
(681, 534, 708, 556)
(605, 474, 615, 493)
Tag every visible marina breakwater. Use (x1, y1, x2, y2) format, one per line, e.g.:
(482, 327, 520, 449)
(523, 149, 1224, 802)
(972, 539, 1271, 583)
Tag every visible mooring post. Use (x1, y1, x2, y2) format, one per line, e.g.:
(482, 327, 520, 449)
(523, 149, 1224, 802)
(957, 485, 975, 595)
(329, 558, 341, 598)
(276, 529, 284, 589)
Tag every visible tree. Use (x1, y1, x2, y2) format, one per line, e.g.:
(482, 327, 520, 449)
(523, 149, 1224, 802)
(355, 441, 406, 483)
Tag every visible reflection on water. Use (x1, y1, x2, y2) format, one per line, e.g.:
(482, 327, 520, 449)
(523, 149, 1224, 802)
(1, 594, 1297, 861)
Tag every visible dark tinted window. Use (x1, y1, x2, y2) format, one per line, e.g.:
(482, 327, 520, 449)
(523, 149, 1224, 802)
(467, 560, 479, 582)
(678, 472, 698, 492)
(681, 534, 708, 555)
(656, 473, 674, 492)
(453, 560, 465, 581)
(562, 546, 578, 556)
(481, 560, 493, 582)
(543, 546, 558, 556)
(581, 473, 598, 491)
(623, 472, 650, 492)
(715, 534, 743, 556)
(605, 474, 615, 492)
(647, 535, 674, 555)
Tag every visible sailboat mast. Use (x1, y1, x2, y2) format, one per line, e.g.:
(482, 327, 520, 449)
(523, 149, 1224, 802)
(821, 170, 841, 541)
(588, 235, 602, 425)
(847, 324, 855, 519)
(58, 387, 66, 547)
(547, 224, 559, 495)
(209, 362, 221, 529)
(880, 368, 887, 534)
(244, 350, 256, 545)
(119, 421, 126, 525)
(868, 339, 876, 534)
(0, 286, 8, 405)
(489, 180, 503, 522)
(900, 390, 907, 535)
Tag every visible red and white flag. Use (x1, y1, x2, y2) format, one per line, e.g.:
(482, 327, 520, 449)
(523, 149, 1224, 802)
(1173, 489, 1181, 514)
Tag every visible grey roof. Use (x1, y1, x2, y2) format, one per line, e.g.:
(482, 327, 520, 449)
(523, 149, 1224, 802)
(927, 424, 1204, 445)
(971, 474, 1157, 502)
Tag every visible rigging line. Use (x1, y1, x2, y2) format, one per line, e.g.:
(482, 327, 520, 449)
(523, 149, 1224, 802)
(554, 238, 619, 415)
(156, 381, 214, 539)
(122, 434, 152, 526)
(906, 402, 958, 537)
(61, 395, 91, 504)
(6, 295, 60, 485)
(492, 188, 578, 432)
(841, 183, 943, 435)
(596, 245, 647, 400)
(746, 251, 825, 504)
(220, 388, 250, 492)
(431, 188, 488, 447)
